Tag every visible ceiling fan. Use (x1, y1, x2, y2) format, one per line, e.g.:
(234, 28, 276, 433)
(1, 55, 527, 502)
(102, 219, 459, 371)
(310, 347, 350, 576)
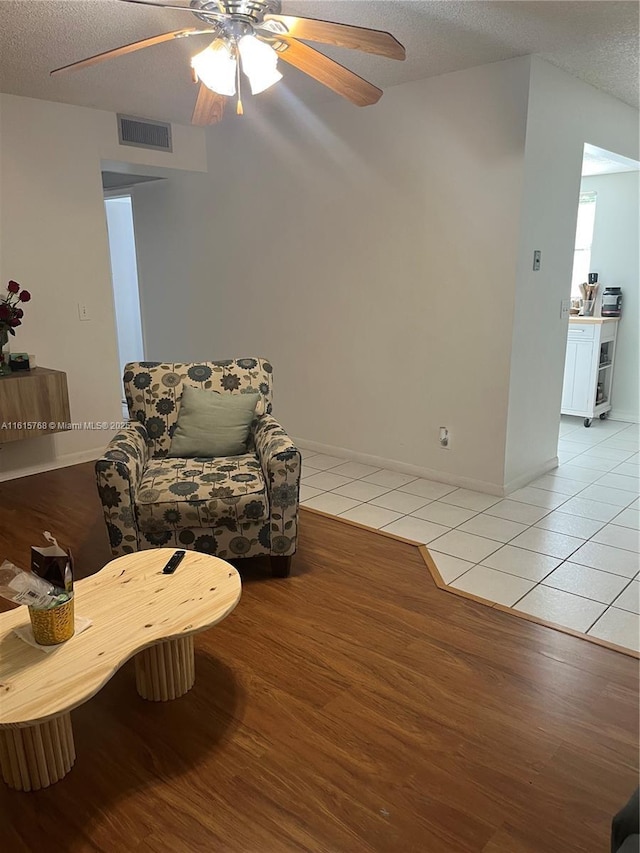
(51, 0, 406, 125)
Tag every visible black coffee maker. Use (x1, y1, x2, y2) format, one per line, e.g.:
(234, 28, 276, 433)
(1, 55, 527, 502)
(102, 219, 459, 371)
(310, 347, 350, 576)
(602, 286, 623, 317)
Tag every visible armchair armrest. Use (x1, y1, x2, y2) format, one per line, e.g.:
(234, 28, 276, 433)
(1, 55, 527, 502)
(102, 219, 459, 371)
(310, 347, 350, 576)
(95, 421, 150, 556)
(252, 414, 301, 556)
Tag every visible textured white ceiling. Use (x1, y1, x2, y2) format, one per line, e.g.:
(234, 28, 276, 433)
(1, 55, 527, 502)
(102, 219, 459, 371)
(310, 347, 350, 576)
(582, 143, 640, 176)
(0, 1, 638, 125)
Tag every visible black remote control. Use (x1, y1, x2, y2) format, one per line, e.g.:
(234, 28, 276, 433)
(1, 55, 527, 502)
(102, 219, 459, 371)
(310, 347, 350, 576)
(162, 550, 186, 574)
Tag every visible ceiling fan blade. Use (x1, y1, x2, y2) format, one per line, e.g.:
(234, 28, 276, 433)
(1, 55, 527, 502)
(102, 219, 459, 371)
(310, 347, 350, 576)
(192, 83, 226, 125)
(274, 39, 382, 107)
(261, 15, 405, 61)
(51, 28, 201, 75)
(118, 0, 223, 16)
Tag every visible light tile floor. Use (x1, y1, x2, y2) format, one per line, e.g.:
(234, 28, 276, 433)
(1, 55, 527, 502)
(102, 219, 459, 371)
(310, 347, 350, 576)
(299, 417, 640, 653)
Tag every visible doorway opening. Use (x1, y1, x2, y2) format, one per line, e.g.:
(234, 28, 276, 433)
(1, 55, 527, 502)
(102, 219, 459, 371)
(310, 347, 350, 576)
(558, 143, 640, 464)
(104, 193, 144, 417)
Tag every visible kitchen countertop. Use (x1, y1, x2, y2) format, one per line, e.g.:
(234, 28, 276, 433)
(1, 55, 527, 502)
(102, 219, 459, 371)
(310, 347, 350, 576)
(568, 316, 620, 324)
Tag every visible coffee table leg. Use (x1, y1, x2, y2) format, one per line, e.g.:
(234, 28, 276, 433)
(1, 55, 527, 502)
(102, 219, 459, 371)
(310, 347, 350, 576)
(0, 714, 75, 792)
(135, 635, 195, 702)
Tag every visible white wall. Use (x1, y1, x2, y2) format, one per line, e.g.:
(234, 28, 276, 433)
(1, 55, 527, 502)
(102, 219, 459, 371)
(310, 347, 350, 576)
(503, 58, 639, 487)
(10, 57, 626, 492)
(133, 57, 532, 493)
(0, 94, 206, 480)
(582, 171, 640, 422)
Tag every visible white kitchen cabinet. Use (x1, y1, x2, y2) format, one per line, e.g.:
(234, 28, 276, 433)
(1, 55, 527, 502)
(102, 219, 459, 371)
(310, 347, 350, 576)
(561, 318, 619, 426)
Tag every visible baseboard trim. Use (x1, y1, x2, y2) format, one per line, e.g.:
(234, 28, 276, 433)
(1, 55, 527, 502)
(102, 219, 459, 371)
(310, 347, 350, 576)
(293, 436, 510, 496)
(0, 438, 559, 492)
(502, 456, 559, 495)
(0, 448, 103, 483)
(608, 410, 640, 424)
(294, 436, 559, 497)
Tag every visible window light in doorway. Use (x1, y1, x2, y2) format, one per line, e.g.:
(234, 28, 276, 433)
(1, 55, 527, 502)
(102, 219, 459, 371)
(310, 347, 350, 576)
(571, 191, 597, 297)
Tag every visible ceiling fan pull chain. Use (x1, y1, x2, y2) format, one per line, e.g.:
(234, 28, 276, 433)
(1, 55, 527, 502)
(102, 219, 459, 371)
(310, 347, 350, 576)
(235, 45, 244, 115)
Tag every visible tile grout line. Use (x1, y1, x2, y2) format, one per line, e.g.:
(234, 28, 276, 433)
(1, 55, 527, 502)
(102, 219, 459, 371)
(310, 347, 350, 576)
(585, 607, 610, 635)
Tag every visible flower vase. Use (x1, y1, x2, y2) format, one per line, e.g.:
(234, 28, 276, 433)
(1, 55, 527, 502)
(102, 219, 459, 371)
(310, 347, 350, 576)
(0, 329, 11, 375)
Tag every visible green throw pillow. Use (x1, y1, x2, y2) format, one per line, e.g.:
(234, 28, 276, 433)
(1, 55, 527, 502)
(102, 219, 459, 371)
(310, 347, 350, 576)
(168, 387, 259, 458)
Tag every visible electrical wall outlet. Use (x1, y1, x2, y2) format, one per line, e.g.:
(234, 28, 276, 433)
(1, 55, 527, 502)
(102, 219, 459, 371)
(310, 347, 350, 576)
(439, 427, 449, 448)
(78, 303, 91, 321)
(561, 299, 571, 320)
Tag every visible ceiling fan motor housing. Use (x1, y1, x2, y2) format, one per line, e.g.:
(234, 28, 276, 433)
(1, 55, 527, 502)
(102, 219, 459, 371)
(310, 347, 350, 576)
(189, 0, 281, 25)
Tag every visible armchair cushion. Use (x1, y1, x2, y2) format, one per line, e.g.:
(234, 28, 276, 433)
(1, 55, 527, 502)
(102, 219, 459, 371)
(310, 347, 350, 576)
(123, 358, 273, 458)
(168, 386, 259, 458)
(136, 454, 268, 533)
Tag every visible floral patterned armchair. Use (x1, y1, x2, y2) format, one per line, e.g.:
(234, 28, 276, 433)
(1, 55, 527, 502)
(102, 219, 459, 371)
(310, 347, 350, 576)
(95, 358, 300, 577)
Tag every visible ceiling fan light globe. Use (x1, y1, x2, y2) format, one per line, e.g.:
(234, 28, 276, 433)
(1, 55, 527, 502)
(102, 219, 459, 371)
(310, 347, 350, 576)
(237, 34, 282, 94)
(247, 67, 282, 95)
(191, 40, 237, 97)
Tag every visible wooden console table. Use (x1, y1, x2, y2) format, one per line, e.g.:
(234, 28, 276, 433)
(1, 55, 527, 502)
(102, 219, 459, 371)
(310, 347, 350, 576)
(0, 367, 71, 443)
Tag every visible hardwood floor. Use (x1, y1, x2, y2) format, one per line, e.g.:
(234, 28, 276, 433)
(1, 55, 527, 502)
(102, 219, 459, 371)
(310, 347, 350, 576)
(0, 462, 638, 852)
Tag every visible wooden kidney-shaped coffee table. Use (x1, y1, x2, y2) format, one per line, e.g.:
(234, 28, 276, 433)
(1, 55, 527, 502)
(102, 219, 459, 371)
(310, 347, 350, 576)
(0, 550, 241, 791)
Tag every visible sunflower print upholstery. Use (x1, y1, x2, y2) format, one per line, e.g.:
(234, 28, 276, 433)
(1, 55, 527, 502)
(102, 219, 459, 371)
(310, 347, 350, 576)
(95, 358, 300, 576)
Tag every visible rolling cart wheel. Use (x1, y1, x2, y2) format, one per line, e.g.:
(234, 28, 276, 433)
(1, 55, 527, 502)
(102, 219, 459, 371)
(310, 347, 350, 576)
(584, 418, 592, 427)
(599, 412, 608, 420)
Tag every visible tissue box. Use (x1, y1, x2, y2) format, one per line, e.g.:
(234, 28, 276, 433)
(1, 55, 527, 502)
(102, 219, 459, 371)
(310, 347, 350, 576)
(31, 532, 73, 592)
(9, 353, 30, 371)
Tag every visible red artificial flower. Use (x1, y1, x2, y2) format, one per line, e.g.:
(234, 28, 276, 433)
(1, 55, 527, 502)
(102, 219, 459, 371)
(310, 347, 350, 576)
(1, 281, 31, 340)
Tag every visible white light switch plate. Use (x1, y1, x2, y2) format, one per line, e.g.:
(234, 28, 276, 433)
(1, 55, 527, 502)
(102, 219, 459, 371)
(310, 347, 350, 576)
(561, 299, 571, 320)
(78, 303, 91, 321)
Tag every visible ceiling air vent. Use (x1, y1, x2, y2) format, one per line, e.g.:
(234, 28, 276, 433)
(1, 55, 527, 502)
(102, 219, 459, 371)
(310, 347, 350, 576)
(117, 115, 172, 152)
